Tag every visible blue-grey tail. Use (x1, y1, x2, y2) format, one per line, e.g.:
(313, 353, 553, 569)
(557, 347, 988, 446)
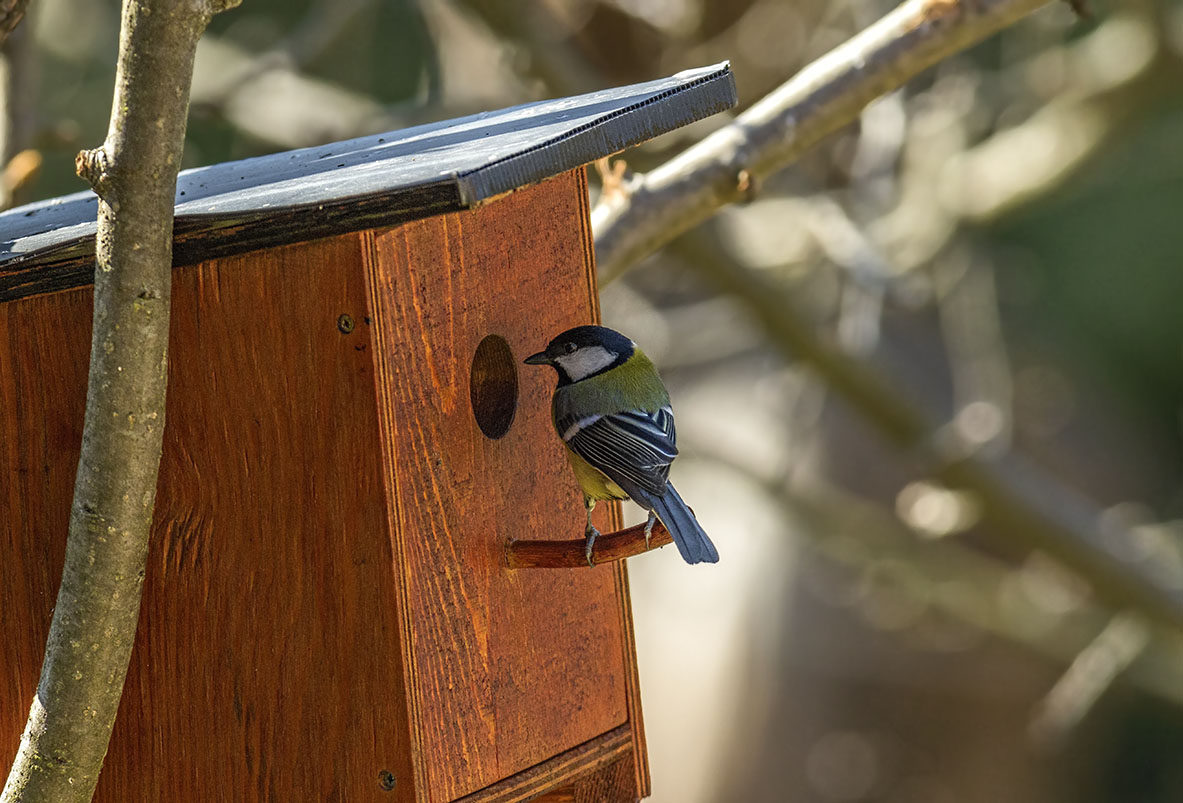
(649, 483, 719, 564)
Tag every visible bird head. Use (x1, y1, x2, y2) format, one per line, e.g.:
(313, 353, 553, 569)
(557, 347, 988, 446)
(524, 325, 636, 384)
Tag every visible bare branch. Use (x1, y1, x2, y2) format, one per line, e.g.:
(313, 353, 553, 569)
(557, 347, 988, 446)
(1029, 612, 1150, 747)
(935, 249, 1014, 453)
(2, 1, 239, 801)
(592, 0, 1058, 281)
(672, 230, 1183, 635)
(0, 0, 29, 47)
(706, 441, 1183, 708)
(941, 12, 1176, 222)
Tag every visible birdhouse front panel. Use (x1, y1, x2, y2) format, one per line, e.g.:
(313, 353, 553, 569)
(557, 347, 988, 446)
(365, 169, 641, 802)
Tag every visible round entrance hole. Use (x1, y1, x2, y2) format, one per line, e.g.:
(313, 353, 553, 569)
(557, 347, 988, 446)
(470, 334, 519, 439)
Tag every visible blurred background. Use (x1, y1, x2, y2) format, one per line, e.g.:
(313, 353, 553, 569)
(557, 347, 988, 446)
(6, 0, 1183, 800)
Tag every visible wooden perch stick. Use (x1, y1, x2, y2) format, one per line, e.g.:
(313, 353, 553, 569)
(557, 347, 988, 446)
(507, 520, 674, 568)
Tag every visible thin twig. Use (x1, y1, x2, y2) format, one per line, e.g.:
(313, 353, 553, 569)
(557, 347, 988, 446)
(0, 0, 28, 47)
(1029, 613, 1150, 747)
(507, 521, 674, 569)
(935, 248, 1014, 453)
(2, 1, 239, 801)
(592, 0, 1057, 281)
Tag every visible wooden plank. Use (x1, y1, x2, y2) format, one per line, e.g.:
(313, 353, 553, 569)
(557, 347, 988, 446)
(565, 754, 636, 803)
(0, 287, 90, 776)
(573, 165, 650, 799)
(1, 235, 418, 801)
(0, 64, 737, 301)
(365, 170, 633, 803)
(610, 539, 651, 801)
(526, 756, 635, 803)
(452, 726, 632, 803)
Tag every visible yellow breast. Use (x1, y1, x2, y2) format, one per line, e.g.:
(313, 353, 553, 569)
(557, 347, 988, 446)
(563, 444, 628, 502)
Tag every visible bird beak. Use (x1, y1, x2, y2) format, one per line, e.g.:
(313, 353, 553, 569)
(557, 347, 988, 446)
(523, 351, 550, 365)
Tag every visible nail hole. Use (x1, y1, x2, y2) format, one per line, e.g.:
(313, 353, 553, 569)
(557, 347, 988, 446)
(470, 334, 518, 440)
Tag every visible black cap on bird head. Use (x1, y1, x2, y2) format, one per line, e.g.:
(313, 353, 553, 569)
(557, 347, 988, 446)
(523, 325, 636, 384)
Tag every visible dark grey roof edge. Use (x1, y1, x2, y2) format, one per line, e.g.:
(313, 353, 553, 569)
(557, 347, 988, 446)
(0, 63, 738, 302)
(455, 63, 737, 205)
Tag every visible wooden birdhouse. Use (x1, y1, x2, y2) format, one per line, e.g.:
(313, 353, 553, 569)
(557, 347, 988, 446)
(0, 65, 736, 802)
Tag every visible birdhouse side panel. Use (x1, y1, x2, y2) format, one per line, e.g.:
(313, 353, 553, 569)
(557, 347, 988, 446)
(0, 287, 90, 775)
(0, 236, 420, 802)
(103, 235, 418, 802)
(365, 169, 635, 803)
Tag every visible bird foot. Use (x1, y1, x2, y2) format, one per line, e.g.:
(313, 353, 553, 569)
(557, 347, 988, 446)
(643, 511, 657, 550)
(584, 525, 601, 567)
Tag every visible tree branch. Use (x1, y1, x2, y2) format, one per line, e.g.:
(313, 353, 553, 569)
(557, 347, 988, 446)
(2, 1, 239, 801)
(1029, 612, 1150, 747)
(592, 0, 1057, 282)
(709, 451, 1183, 709)
(0, 0, 28, 47)
(941, 12, 1177, 223)
(672, 230, 1183, 635)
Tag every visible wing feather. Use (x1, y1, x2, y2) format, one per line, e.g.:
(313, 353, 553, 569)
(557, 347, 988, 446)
(565, 406, 676, 497)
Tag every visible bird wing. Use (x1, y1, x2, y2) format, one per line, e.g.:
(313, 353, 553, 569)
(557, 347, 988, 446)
(562, 406, 677, 498)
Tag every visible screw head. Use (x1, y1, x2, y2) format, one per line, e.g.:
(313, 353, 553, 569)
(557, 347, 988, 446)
(338, 314, 355, 334)
(378, 770, 396, 791)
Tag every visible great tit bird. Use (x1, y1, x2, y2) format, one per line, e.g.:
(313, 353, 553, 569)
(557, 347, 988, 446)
(524, 325, 719, 566)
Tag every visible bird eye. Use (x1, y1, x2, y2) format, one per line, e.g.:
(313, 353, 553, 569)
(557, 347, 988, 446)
(563, 342, 577, 354)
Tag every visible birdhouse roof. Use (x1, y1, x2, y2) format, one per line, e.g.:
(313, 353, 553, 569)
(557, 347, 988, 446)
(0, 63, 736, 302)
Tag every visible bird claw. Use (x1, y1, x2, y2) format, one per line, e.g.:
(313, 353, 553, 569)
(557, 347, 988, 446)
(584, 525, 601, 567)
(643, 511, 657, 550)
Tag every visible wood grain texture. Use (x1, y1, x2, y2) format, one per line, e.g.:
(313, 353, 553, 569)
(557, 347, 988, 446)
(452, 726, 632, 803)
(576, 168, 651, 800)
(0, 287, 90, 776)
(0, 64, 738, 303)
(610, 540, 650, 801)
(3, 170, 648, 801)
(1, 236, 416, 802)
(527, 755, 634, 803)
(365, 169, 639, 803)
(566, 755, 635, 803)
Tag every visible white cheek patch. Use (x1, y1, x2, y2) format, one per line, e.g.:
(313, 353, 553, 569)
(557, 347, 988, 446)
(554, 346, 617, 382)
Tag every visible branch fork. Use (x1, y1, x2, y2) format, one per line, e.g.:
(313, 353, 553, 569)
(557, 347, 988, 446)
(75, 147, 112, 195)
